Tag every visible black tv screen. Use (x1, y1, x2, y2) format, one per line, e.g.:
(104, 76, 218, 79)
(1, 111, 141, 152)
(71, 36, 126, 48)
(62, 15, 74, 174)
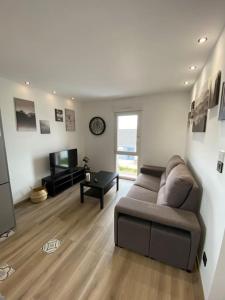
(49, 149, 78, 175)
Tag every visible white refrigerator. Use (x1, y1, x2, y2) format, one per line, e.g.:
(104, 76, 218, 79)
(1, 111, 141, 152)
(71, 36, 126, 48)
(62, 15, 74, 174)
(0, 111, 15, 235)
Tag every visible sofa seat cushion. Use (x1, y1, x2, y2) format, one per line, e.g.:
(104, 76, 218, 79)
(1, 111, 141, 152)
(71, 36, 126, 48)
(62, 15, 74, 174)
(165, 155, 185, 178)
(134, 173, 160, 192)
(157, 164, 193, 208)
(127, 185, 157, 203)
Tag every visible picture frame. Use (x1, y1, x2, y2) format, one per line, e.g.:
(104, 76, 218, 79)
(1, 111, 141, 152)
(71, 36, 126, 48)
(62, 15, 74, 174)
(192, 89, 209, 132)
(40, 120, 50, 134)
(209, 71, 221, 109)
(55, 109, 63, 122)
(65, 109, 75, 131)
(191, 101, 195, 111)
(14, 98, 37, 131)
(187, 112, 191, 127)
(219, 82, 225, 120)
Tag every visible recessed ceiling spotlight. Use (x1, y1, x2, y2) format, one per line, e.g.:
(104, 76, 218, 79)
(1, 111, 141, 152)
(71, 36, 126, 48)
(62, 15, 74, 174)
(184, 81, 189, 85)
(25, 81, 30, 86)
(189, 65, 197, 71)
(53, 90, 56, 95)
(198, 36, 208, 44)
(71, 97, 75, 100)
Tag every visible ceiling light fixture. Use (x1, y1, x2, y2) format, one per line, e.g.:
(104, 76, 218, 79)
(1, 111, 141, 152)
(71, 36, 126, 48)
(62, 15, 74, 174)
(184, 81, 189, 86)
(189, 65, 197, 71)
(71, 97, 75, 100)
(198, 36, 208, 44)
(53, 90, 56, 95)
(25, 81, 30, 86)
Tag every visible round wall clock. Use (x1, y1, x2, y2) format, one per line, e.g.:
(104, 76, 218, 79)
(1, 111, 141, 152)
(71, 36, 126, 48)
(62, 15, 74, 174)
(89, 117, 106, 135)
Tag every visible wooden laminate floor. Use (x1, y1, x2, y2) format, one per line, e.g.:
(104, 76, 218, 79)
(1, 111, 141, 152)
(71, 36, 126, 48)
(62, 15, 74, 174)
(0, 180, 204, 300)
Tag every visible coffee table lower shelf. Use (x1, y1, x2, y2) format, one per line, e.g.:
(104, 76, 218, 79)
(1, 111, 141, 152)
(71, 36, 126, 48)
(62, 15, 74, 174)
(84, 181, 116, 198)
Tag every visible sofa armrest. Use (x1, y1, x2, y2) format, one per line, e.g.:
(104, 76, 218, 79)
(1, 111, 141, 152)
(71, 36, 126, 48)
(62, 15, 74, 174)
(115, 197, 200, 232)
(140, 165, 165, 177)
(114, 197, 201, 270)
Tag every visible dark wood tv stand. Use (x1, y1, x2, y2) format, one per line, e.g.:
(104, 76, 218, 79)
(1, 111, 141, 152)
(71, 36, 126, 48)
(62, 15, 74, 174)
(42, 167, 85, 196)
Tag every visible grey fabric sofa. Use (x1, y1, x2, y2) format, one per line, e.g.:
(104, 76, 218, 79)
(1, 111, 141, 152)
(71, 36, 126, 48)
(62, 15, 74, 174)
(114, 155, 201, 272)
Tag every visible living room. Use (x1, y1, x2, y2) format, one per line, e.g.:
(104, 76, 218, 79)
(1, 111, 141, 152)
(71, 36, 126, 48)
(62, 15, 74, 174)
(0, 1, 225, 300)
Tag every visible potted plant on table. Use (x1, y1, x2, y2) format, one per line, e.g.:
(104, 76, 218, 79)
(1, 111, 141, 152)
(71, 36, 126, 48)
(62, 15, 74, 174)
(83, 156, 90, 171)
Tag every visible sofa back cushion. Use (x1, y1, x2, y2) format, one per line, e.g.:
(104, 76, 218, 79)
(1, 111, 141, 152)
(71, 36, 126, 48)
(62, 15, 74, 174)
(165, 155, 185, 178)
(157, 164, 193, 208)
(160, 171, 166, 188)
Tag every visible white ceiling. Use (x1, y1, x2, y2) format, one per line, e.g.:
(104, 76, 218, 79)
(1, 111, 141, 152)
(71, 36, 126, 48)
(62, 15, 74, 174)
(0, 0, 225, 100)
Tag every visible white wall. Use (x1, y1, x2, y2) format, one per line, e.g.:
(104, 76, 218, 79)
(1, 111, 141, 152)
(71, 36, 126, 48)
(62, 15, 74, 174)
(81, 91, 189, 172)
(209, 230, 225, 300)
(186, 27, 225, 299)
(0, 77, 84, 204)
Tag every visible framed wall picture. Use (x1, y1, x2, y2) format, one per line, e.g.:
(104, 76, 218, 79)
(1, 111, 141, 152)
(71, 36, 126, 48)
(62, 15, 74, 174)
(191, 101, 195, 117)
(219, 82, 225, 120)
(192, 89, 210, 132)
(209, 71, 221, 108)
(65, 109, 75, 131)
(14, 98, 37, 131)
(40, 120, 50, 134)
(187, 112, 191, 127)
(55, 109, 63, 122)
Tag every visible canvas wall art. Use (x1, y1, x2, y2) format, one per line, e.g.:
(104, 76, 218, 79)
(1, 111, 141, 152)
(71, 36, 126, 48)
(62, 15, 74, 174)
(219, 82, 225, 120)
(209, 71, 221, 109)
(40, 120, 50, 134)
(191, 101, 195, 117)
(188, 101, 195, 120)
(65, 109, 75, 131)
(192, 89, 210, 132)
(14, 98, 36, 131)
(187, 112, 191, 127)
(55, 109, 63, 122)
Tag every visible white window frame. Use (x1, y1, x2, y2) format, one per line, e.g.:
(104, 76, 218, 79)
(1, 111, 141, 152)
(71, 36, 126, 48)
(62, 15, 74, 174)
(114, 111, 142, 179)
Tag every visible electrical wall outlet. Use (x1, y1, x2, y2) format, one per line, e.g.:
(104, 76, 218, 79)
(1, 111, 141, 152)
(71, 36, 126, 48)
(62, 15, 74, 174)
(217, 161, 223, 173)
(203, 251, 207, 267)
(217, 150, 225, 173)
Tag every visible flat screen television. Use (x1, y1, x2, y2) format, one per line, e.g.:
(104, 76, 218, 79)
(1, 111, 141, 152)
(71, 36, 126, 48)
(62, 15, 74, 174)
(49, 149, 78, 175)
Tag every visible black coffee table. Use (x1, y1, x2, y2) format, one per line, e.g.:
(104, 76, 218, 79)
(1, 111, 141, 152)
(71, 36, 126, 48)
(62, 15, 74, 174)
(80, 171, 119, 209)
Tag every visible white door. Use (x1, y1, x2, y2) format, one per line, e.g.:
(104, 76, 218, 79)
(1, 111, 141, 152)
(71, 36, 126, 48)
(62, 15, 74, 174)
(115, 112, 141, 180)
